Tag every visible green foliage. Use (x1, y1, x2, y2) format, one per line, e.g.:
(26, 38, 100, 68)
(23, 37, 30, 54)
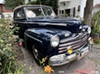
(0, 19, 24, 74)
(92, 11, 100, 34)
(27, 0, 58, 13)
(95, 39, 100, 44)
(5, 0, 24, 9)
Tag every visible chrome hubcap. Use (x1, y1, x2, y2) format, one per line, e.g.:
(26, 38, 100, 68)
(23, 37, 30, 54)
(33, 45, 38, 60)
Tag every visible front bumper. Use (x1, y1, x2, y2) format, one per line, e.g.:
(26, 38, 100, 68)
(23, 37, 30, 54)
(49, 45, 92, 66)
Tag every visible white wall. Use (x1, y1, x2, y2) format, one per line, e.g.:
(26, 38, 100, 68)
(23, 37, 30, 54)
(58, 0, 81, 17)
(25, 0, 29, 4)
(59, 0, 81, 10)
(94, 0, 100, 6)
(25, 0, 35, 4)
(79, 0, 100, 18)
(93, 7, 100, 14)
(0, 0, 4, 3)
(92, 0, 100, 15)
(58, 0, 100, 18)
(79, 0, 86, 18)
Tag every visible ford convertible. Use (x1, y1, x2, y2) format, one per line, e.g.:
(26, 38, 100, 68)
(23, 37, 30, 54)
(13, 5, 93, 66)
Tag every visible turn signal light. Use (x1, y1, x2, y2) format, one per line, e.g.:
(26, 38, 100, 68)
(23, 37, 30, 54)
(67, 46, 73, 54)
(88, 37, 93, 44)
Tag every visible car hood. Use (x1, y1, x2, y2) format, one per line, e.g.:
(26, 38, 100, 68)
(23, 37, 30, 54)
(25, 28, 71, 41)
(27, 17, 82, 33)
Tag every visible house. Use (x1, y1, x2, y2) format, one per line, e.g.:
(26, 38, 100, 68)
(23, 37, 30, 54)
(24, 0, 100, 18)
(0, 3, 13, 19)
(58, 0, 100, 18)
(58, 0, 87, 18)
(93, 3, 100, 14)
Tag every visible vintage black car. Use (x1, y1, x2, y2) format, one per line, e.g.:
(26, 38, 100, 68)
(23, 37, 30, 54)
(13, 5, 93, 66)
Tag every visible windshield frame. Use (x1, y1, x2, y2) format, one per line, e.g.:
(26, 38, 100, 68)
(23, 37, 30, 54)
(24, 6, 56, 18)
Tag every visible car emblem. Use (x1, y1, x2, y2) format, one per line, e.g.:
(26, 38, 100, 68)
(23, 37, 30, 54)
(65, 33, 70, 37)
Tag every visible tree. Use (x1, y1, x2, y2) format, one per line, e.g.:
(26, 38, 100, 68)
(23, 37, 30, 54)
(84, 0, 94, 26)
(5, 0, 24, 9)
(27, 0, 58, 14)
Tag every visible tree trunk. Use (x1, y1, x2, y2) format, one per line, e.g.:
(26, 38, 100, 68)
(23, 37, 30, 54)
(84, 0, 94, 26)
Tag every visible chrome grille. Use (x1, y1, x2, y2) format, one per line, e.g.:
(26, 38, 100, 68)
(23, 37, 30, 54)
(58, 33, 88, 54)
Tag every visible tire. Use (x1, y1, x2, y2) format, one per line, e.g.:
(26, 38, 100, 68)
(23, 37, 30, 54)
(32, 45, 42, 66)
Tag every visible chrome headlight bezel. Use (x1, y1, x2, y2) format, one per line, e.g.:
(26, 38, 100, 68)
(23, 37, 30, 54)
(82, 25, 91, 34)
(50, 35, 59, 47)
(87, 27, 91, 34)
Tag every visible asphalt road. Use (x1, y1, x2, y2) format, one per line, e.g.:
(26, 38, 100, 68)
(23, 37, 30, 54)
(20, 45, 100, 74)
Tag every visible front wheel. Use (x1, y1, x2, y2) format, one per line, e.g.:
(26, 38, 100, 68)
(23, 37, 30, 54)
(32, 45, 48, 66)
(32, 45, 42, 66)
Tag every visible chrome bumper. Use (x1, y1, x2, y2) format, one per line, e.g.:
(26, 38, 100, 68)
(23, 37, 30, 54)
(49, 45, 92, 66)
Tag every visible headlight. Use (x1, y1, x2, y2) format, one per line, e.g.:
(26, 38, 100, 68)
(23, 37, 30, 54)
(50, 35, 59, 47)
(83, 25, 91, 34)
(87, 27, 91, 34)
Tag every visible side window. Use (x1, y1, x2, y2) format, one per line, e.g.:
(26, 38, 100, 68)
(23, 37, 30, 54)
(14, 9, 25, 19)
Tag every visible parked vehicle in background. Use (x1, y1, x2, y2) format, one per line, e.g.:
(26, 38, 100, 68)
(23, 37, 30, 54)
(13, 5, 93, 66)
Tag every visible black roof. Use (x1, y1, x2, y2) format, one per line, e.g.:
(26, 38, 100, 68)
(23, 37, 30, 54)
(13, 5, 51, 11)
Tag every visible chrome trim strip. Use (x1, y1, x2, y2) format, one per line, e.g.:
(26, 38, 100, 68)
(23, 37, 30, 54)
(59, 35, 87, 47)
(14, 21, 67, 26)
(72, 42, 87, 49)
(60, 35, 79, 43)
(58, 34, 87, 53)
(60, 33, 87, 43)
(58, 42, 87, 54)
(59, 39, 81, 47)
(59, 49, 67, 53)
(59, 47, 67, 50)
(59, 42, 84, 50)
(24, 33, 42, 43)
(39, 22, 67, 26)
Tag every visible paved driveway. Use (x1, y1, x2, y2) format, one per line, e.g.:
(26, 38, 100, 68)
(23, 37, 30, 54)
(20, 46, 100, 74)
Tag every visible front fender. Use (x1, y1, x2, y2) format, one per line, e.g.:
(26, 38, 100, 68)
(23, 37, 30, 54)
(24, 28, 55, 57)
(24, 28, 71, 57)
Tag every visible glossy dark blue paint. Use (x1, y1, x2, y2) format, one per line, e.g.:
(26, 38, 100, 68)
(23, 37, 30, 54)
(13, 5, 90, 60)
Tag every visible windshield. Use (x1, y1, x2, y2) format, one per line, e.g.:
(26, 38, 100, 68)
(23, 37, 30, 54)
(25, 7, 56, 18)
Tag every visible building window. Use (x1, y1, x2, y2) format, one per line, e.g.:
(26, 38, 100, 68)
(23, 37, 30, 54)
(77, 5, 80, 12)
(65, 9, 70, 16)
(59, 10, 61, 14)
(62, 10, 64, 14)
(59, 10, 64, 15)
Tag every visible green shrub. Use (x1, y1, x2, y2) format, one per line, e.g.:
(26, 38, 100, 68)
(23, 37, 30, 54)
(0, 19, 24, 74)
(92, 11, 100, 34)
